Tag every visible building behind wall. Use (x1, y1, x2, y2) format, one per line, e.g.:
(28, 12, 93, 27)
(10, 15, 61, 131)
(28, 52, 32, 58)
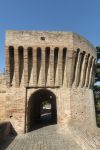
(0, 31, 97, 134)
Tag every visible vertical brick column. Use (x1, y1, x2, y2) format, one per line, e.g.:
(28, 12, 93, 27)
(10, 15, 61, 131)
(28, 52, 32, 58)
(58, 48, 63, 86)
(85, 56, 92, 87)
(24, 47, 28, 87)
(14, 46, 19, 87)
(66, 48, 74, 88)
(90, 59, 96, 88)
(33, 48, 37, 86)
(62, 49, 67, 87)
(50, 48, 54, 86)
(88, 59, 95, 88)
(41, 48, 46, 86)
(5, 46, 10, 87)
(73, 52, 82, 87)
(80, 54, 88, 87)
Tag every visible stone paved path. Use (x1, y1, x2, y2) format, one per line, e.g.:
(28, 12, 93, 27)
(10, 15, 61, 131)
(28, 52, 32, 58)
(1, 125, 81, 150)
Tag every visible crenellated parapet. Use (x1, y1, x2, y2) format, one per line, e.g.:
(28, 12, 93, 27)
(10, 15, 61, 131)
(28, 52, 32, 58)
(72, 49, 96, 88)
(5, 31, 96, 89)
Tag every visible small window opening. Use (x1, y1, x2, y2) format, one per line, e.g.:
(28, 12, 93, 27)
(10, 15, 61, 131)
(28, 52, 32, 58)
(40, 37, 45, 40)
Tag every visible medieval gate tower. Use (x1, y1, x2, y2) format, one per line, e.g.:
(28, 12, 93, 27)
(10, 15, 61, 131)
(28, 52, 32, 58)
(4, 31, 97, 134)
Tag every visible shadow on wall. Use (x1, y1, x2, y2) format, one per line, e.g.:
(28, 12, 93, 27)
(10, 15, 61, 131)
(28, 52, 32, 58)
(0, 122, 17, 150)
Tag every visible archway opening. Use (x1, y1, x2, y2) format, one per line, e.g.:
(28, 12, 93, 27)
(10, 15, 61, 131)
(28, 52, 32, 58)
(27, 89, 57, 132)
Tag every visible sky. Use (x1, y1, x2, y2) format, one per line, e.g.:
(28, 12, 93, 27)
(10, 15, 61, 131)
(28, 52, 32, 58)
(0, 0, 100, 72)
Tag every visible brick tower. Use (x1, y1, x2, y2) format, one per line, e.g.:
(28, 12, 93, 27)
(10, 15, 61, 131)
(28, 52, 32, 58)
(4, 31, 96, 133)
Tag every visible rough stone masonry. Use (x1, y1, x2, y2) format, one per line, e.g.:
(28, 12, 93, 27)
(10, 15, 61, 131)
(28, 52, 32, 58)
(0, 31, 98, 136)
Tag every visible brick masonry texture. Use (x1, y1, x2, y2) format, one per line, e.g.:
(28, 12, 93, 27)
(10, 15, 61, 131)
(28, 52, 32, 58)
(0, 30, 98, 135)
(0, 30, 100, 149)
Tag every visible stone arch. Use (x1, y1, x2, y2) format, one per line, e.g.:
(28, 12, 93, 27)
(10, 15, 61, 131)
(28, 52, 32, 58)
(27, 89, 57, 132)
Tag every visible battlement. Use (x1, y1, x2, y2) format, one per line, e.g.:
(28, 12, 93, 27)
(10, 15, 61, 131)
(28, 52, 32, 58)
(5, 31, 96, 88)
(5, 30, 96, 57)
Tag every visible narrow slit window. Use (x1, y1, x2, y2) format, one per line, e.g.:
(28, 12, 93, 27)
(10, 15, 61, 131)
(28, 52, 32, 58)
(54, 47, 59, 84)
(45, 47, 50, 84)
(62, 48, 67, 85)
(9, 46, 14, 85)
(18, 46, 24, 85)
(28, 47, 33, 83)
(37, 47, 41, 83)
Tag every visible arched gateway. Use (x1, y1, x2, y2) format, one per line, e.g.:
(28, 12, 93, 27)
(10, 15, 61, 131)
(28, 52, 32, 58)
(27, 89, 57, 132)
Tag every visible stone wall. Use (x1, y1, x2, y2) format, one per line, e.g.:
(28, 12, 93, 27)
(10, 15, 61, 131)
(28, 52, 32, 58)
(70, 88, 96, 131)
(0, 31, 97, 134)
(5, 87, 26, 133)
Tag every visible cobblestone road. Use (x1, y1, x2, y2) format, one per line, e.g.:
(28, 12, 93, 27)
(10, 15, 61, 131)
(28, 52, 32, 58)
(1, 125, 81, 150)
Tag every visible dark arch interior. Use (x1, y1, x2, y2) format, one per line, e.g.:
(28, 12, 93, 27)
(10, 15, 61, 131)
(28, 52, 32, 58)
(27, 89, 57, 132)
